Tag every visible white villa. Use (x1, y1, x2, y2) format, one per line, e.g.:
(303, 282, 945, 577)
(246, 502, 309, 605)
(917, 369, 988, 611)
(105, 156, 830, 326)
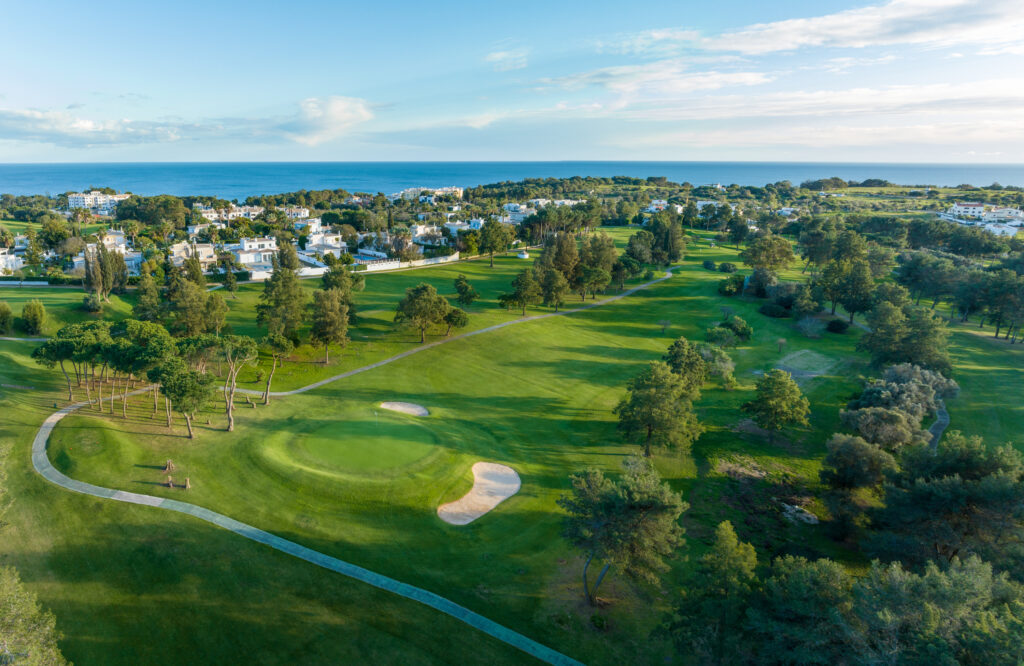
(67, 191, 131, 215)
(169, 241, 217, 271)
(948, 202, 986, 219)
(281, 206, 309, 219)
(0, 248, 24, 274)
(229, 237, 278, 270)
(187, 221, 227, 237)
(294, 217, 323, 233)
(940, 202, 1023, 235)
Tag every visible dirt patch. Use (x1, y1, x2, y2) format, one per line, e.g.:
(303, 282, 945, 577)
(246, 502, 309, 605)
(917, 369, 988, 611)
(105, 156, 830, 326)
(715, 456, 767, 481)
(437, 462, 520, 525)
(380, 401, 429, 416)
(775, 349, 837, 381)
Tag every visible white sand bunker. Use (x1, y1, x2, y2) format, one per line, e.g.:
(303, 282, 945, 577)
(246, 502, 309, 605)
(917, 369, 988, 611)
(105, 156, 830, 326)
(438, 462, 521, 525)
(380, 402, 429, 416)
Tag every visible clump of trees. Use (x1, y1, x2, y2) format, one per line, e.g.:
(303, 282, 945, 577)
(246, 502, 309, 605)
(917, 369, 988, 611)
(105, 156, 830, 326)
(741, 369, 810, 443)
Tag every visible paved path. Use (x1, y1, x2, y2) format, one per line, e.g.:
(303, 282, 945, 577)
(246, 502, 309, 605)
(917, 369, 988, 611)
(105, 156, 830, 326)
(239, 268, 675, 397)
(0, 336, 47, 342)
(929, 399, 950, 449)
(25, 268, 678, 665)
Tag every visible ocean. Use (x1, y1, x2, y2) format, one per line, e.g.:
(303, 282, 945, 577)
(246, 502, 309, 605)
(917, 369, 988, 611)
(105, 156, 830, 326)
(2, 162, 1023, 200)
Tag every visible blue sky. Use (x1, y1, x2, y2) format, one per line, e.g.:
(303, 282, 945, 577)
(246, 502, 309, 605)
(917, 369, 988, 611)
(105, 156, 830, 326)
(2, 0, 1022, 162)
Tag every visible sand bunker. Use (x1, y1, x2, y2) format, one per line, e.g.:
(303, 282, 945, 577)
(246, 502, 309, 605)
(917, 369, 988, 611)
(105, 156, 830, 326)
(438, 462, 521, 525)
(380, 402, 429, 416)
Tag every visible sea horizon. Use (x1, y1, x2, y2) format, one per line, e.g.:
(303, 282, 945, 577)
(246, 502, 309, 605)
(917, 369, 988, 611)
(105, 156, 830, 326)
(3, 160, 1024, 200)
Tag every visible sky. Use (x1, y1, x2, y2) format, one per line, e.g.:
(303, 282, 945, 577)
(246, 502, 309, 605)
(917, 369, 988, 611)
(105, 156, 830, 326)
(2, 0, 1023, 163)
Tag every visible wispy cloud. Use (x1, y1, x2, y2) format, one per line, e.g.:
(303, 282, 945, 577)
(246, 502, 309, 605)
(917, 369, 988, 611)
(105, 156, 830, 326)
(485, 48, 528, 71)
(541, 59, 772, 109)
(0, 96, 374, 148)
(613, 0, 1024, 56)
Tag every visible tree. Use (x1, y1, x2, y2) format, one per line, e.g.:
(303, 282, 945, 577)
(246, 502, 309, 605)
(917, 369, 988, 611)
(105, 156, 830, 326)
(453, 274, 478, 306)
(661, 336, 707, 398)
(259, 334, 293, 405)
(557, 457, 687, 605)
(148, 357, 216, 439)
(309, 289, 349, 363)
(223, 269, 238, 299)
(666, 521, 758, 663)
(581, 266, 611, 300)
(867, 432, 1024, 567)
(169, 278, 208, 337)
(0, 301, 12, 334)
(540, 268, 570, 311)
(204, 292, 228, 336)
(33, 335, 77, 400)
(745, 556, 854, 665)
(626, 230, 654, 264)
(741, 369, 810, 443)
(740, 234, 795, 273)
(394, 282, 449, 343)
(837, 259, 875, 323)
(256, 257, 307, 341)
(479, 219, 514, 268)
(443, 307, 468, 336)
(507, 268, 543, 315)
(727, 216, 749, 249)
(858, 303, 951, 372)
(133, 269, 162, 322)
(321, 261, 363, 322)
(839, 406, 929, 451)
(21, 299, 45, 335)
(580, 231, 618, 272)
(0, 566, 69, 665)
(816, 260, 847, 315)
(614, 361, 703, 457)
(217, 335, 258, 431)
(819, 434, 898, 490)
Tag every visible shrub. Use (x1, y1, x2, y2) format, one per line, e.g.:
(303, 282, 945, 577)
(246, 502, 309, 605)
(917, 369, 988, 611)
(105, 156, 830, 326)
(827, 319, 850, 333)
(21, 299, 46, 335)
(705, 326, 738, 348)
(590, 614, 609, 632)
(797, 316, 826, 338)
(82, 293, 103, 313)
(702, 260, 717, 270)
(759, 303, 790, 318)
(0, 301, 11, 333)
(718, 262, 737, 273)
(643, 269, 655, 280)
(721, 315, 753, 341)
(769, 282, 798, 309)
(747, 268, 778, 298)
(718, 273, 745, 296)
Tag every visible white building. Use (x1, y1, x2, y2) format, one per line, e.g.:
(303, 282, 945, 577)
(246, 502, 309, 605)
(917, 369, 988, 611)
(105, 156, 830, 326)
(984, 207, 1024, 224)
(280, 206, 309, 219)
(0, 248, 24, 274)
(169, 241, 218, 270)
(982, 223, 1020, 237)
(229, 237, 278, 270)
(67, 191, 130, 215)
(187, 221, 227, 237)
(949, 202, 985, 219)
(294, 217, 323, 233)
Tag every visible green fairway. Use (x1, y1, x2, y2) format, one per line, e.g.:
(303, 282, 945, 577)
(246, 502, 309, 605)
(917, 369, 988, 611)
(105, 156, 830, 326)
(4, 227, 1023, 665)
(0, 286, 135, 336)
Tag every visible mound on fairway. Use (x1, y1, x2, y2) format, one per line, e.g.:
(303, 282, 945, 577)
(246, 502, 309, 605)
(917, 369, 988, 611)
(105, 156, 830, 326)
(438, 462, 521, 525)
(380, 402, 429, 417)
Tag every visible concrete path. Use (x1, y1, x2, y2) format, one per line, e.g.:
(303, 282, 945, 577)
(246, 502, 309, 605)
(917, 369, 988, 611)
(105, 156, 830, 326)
(929, 399, 950, 449)
(238, 268, 675, 397)
(0, 336, 47, 342)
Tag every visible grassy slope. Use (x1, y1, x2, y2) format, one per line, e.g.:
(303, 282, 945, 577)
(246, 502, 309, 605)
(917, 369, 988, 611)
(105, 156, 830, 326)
(0, 287, 135, 336)
(2, 228, 1020, 664)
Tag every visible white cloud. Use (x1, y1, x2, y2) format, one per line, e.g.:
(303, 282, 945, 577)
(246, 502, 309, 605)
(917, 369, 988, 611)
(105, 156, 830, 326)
(542, 59, 772, 109)
(614, 0, 1024, 55)
(277, 96, 374, 146)
(618, 78, 1024, 122)
(0, 96, 374, 148)
(485, 49, 528, 71)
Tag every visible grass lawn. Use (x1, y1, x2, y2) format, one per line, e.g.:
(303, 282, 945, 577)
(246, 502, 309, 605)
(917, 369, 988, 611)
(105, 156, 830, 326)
(0, 287, 136, 336)
(2, 227, 1020, 664)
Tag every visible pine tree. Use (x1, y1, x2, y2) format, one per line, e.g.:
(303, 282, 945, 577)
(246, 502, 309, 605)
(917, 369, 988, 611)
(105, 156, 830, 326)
(309, 288, 349, 363)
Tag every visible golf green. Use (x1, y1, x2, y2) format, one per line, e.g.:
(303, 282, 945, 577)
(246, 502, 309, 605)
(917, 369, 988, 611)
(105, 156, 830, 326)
(293, 411, 440, 473)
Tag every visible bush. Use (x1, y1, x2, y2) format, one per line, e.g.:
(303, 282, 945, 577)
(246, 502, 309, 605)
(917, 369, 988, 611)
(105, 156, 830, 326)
(797, 316, 825, 338)
(21, 299, 46, 335)
(643, 269, 655, 280)
(82, 293, 103, 313)
(769, 282, 798, 309)
(721, 315, 753, 341)
(705, 326, 738, 348)
(590, 614, 609, 632)
(702, 260, 717, 270)
(718, 262, 737, 273)
(747, 268, 778, 298)
(759, 303, 790, 318)
(208, 270, 251, 284)
(0, 301, 11, 333)
(718, 273, 745, 296)
(827, 319, 850, 333)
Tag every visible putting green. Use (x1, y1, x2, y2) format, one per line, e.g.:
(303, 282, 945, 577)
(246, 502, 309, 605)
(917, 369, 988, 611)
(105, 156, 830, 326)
(295, 413, 440, 473)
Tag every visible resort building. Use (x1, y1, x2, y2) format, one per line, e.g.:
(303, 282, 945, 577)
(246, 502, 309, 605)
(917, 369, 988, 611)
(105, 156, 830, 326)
(67, 191, 131, 215)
